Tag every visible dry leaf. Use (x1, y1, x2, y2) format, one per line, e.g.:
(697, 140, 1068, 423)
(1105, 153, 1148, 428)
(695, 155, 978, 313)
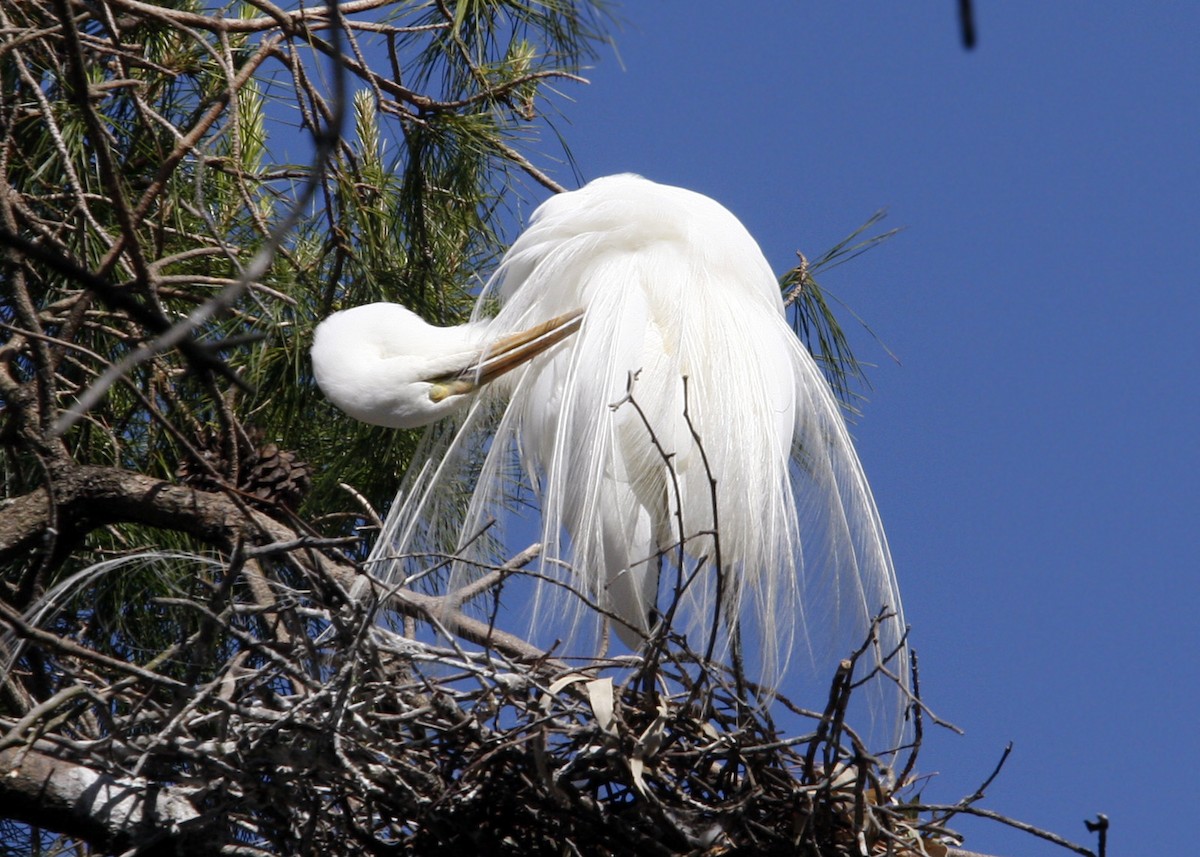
(585, 678, 616, 734)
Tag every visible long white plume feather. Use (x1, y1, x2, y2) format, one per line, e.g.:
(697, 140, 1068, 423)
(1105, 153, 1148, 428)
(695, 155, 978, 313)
(369, 174, 908, 746)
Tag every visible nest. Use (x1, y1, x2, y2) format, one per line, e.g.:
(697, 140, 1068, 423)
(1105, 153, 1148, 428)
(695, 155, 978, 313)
(258, 629, 925, 856)
(0, 550, 1106, 857)
(0, 562, 936, 857)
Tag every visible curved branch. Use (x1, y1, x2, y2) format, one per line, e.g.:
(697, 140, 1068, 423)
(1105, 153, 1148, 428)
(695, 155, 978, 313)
(0, 466, 274, 562)
(0, 465, 553, 664)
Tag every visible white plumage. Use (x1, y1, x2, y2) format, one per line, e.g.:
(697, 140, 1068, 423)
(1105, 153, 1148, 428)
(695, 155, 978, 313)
(314, 174, 908, 743)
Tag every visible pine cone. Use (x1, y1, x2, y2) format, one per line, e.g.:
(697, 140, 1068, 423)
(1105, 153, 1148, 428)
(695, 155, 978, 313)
(176, 429, 311, 510)
(174, 446, 226, 493)
(241, 441, 312, 510)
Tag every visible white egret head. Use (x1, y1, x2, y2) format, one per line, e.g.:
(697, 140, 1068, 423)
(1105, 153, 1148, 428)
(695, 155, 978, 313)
(312, 302, 582, 429)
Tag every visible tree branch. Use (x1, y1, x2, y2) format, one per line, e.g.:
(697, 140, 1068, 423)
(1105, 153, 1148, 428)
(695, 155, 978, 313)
(0, 745, 211, 856)
(0, 463, 556, 665)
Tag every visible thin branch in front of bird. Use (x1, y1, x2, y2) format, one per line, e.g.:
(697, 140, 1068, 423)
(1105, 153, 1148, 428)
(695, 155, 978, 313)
(449, 541, 542, 607)
(338, 481, 385, 530)
(609, 371, 686, 623)
(608, 372, 744, 703)
(374, 518, 499, 592)
(679, 376, 736, 683)
(846, 606, 907, 692)
(508, 560, 656, 655)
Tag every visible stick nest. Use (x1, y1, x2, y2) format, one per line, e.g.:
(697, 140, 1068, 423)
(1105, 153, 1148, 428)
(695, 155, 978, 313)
(1, 552, 957, 857)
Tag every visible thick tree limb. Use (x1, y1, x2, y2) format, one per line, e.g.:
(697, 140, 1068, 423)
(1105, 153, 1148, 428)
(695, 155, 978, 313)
(0, 463, 554, 663)
(0, 465, 276, 565)
(0, 746, 210, 855)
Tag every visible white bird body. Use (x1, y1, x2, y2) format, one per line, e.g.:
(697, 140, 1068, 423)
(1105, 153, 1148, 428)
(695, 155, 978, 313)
(315, 174, 907, 742)
(487, 178, 803, 646)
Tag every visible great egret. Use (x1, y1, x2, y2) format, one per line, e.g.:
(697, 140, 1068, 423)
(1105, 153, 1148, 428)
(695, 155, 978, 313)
(313, 174, 908, 741)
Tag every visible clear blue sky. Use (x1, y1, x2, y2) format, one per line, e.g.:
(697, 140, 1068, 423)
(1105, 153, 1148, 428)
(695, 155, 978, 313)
(519, 3, 1197, 855)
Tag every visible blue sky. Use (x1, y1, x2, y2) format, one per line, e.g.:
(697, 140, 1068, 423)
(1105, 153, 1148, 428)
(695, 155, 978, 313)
(518, 3, 1198, 855)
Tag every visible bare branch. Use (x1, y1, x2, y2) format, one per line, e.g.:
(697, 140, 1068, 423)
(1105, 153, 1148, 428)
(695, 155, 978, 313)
(0, 746, 207, 854)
